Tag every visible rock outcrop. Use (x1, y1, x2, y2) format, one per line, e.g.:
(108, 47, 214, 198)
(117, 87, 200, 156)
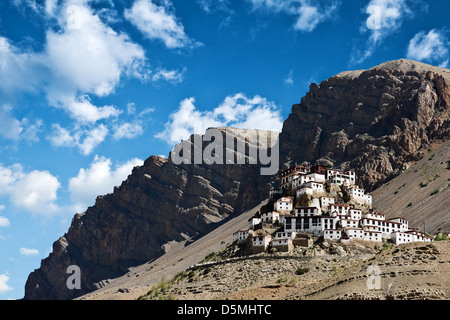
(280, 59, 450, 190)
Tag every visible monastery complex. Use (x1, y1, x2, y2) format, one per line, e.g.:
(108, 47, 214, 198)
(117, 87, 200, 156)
(233, 164, 433, 254)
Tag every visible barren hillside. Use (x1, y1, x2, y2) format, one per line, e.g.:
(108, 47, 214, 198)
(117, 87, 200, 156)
(372, 139, 450, 234)
(77, 200, 267, 300)
(134, 240, 449, 300)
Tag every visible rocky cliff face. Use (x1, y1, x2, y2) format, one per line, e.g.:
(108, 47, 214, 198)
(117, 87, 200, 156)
(24, 128, 276, 300)
(24, 59, 450, 300)
(280, 59, 450, 190)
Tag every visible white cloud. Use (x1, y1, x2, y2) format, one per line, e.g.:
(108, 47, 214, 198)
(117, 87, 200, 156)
(0, 37, 44, 95)
(112, 122, 144, 140)
(0, 216, 10, 228)
(77, 124, 109, 155)
(49, 123, 109, 156)
(19, 247, 40, 256)
(352, 0, 426, 64)
(0, 105, 43, 143)
(10, 171, 60, 214)
(43, 1, 148, 122)
(152, 68, 185, 83)
(0, 274, 13, 294)
(0, 1, 150, 126)
(1, 0, 186, 154)
(0, 105, 24, 141)
(284, 70, 294, 84)
(125, 0, 198, 49)
(156, 93, 283, 144)
(0, 164, 60, 216)
(407, 29, 449, 68)
(68, 156, 144, 211)
(196, 0, 231, 13)
(55, 95, 122, 124)
(249, 0, 340, 32)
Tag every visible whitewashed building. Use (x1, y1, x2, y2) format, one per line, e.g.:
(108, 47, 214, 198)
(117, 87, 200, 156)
(281, 165, 309, 190)
(274, 197, 294, 212)
(328, 204, 350, 217)
(240, 163, 433, 252)
(233, 229, 253, 244)
(296, 181, 325, 197)
(327, 169, 356, 186)
(349, 208, 362, 220)
(269, 187, 283, 199)
(391, 230, 432, 245)
(261, 211, 281, 224)
(324, 229, 342, 241)
(348, 186, 373, 207)
(291, 172, 326, 189)
(271, 231, 296, 252)
(248, 215, 261, 229)
(251, 234, 272, 252)
(320, 196, 335, 209)
(281, 214, 323, 236)
(295, 206, 321, 217)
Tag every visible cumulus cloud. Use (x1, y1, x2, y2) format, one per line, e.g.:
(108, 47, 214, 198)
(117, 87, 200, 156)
(407, 29, 449, 68)
(0, 37, 44, 95)
(68, 156, 143, 211)
(0, 274, 12, 294)
(249, 0, 340, 32)
(352, 0, 427, 64)
(1, 1, 149, 124)
(152, 68, 185, 83)
(19, 247, 40, 256)
(0, 105, 43, 143)
(112, 122, 144, 140)
(0, 0, 194, 153)
(0, 216, 10, 228)
(43, 1, 148, 122)
(125, 0, 198, 49)
(49, 123, 109, 156)
(156, 93, 283, 144)
(0, 164, 60, 215)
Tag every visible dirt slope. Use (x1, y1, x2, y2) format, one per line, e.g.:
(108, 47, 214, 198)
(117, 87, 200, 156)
(139, 241, 449, 300)
(77, 200, 267, 300)
(372, 139, 450, 234)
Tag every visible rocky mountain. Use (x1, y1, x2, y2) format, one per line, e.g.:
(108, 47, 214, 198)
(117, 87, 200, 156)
(280, 59, 449, 190)
(24, 128, 276, 300)
(24, 59, 450, 300)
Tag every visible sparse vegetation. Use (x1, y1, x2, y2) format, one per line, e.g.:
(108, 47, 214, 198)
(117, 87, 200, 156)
(382, 241, 393, 251)
(419, 182, 428, 188)
(295, 267, 309, 275)
(138, 277, 176, 300)
(430, 189, 440, 196)
(435, 232, 449, 241)
(407, 203, 413, 208)
(276, 276, 296, 284)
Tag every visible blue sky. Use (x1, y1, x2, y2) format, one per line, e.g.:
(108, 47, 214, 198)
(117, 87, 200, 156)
(0, 0, 449, 300)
